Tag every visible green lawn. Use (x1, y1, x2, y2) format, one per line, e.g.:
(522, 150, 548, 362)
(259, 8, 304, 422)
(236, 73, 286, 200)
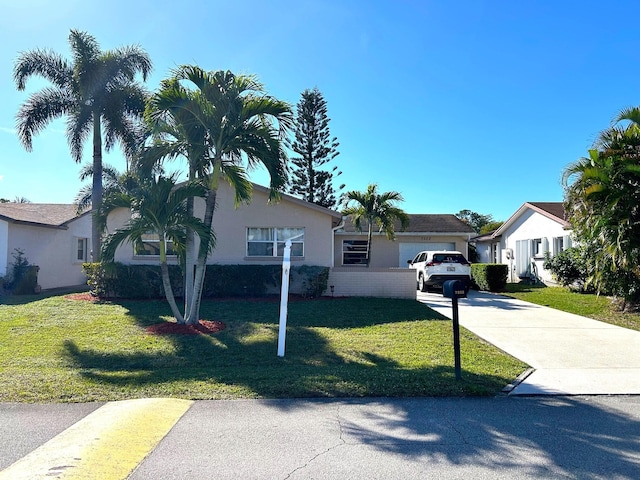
(0, 294, 526, 402)
(503, 284, 640, 331)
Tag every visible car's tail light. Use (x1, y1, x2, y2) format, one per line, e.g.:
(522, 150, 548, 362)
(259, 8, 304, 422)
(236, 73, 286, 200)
(426, 261, 441, 266)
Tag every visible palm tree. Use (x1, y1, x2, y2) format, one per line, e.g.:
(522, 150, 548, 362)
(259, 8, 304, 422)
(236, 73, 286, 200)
(75, 163, 126, 213)
(74, 161, 164, 214)
(342, 184, 409, 267)
(100, 174, 211, 323)
(13, 29, 152, 261)
(143, 77, 210, 319)
(145, 66, 293, 324)
(563, 118, 640, 307)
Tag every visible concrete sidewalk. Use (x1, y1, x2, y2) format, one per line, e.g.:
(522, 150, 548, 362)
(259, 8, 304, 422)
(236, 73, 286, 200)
(419, 290, 640, 395)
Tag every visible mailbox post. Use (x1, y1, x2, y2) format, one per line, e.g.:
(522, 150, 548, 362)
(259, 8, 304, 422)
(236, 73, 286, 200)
(443, 280, 468, 380)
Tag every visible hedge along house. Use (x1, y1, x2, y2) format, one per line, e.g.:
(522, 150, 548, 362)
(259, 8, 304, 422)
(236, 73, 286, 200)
(105, 181, 343, 276)
(328, 214, 476, 298)
(0, 203, 92, 290)
(473, 202, 572, 284)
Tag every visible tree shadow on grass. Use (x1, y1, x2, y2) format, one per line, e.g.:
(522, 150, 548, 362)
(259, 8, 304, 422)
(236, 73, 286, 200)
(62, 297, 514, 398)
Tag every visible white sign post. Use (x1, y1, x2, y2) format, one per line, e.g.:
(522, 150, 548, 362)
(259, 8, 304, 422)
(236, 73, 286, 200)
(277, 239, 292, 357)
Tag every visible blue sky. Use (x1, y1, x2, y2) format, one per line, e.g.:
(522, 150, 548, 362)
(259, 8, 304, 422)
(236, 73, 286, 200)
(1, 0, 639, 221)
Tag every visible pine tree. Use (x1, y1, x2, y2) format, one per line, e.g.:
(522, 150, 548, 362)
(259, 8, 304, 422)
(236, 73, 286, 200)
(289, 87, 343, 209)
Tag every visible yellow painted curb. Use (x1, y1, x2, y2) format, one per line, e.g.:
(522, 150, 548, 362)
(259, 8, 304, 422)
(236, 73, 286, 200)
(0, 398, 193, 480)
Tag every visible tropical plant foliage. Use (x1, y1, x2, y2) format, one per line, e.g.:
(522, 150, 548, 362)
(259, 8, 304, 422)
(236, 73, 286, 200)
(563, 106, 640, 308)
(100, 174, 211, 322)
(139, 66, 293, 323)
(342, 184, 409, 267)
(13, 30, 151, 260)
(543, 247, 590, 291)
(289, 87, 343, 209)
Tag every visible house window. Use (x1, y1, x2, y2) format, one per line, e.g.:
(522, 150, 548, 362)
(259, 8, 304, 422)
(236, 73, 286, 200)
(553, 236, 564, 256)
(134, 233, 176, 256)
(532, 238, 549, 258)
(76, 238, 89, 262)
(246, 227, 304, 257)
(343, 240, 369, 265)
(532, 238, 542, 257)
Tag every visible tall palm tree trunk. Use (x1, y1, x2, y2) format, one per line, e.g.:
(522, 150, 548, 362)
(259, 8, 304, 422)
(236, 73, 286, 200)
(184, 196, 196, 318)
(366, 222, 373, 268)
(92, 114, 103, 261)
(159, 241, 184, 323)
(186, 188, 216, 324)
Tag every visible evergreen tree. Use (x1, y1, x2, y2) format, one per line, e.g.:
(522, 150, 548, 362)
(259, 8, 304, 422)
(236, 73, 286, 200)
(289, 87, 343, 208)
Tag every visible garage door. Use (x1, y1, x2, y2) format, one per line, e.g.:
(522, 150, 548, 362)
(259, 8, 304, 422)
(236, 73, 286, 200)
(399, 242, 456, 267)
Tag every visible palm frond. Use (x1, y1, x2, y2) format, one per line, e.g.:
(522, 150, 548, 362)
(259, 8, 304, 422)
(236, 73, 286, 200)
(13, 49, 73, 90)
(15, 88, 75, 151)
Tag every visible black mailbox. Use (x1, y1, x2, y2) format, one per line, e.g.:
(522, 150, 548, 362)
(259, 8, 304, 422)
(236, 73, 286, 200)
(443, 280, 468, 299)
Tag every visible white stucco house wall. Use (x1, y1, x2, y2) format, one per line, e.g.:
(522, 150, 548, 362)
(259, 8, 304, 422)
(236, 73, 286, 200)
(473, 202, 572, 284)
(0, 203, 92, 290)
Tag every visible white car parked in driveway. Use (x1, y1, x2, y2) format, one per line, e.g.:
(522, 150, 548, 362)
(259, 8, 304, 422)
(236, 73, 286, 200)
(408, 250, 471, 292)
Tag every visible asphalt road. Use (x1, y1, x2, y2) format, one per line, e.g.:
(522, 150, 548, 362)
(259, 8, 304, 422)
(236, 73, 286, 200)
(2, 396, 639, 479)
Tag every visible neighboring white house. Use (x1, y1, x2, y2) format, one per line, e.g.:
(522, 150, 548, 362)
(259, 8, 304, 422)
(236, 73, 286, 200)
(0, 203, 92, 290)
(473, 202, 572, 284)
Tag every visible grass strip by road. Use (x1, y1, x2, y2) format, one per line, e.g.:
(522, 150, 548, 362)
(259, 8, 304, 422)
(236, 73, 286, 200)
(0, 294, 527, 402)
(503, 284, 640, 331)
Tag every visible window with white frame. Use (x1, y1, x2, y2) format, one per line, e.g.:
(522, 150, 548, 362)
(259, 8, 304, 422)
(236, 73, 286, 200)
(134, 233, 176, 256)
(342, 240, 369, 265)
(75, 237, 89, 262)
(246, 227, 304, 257)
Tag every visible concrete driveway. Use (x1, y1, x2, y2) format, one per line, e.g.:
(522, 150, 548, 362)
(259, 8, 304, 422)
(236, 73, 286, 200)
(418, 290, 640, 395)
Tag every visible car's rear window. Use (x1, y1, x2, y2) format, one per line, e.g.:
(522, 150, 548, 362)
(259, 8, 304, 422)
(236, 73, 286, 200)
(433, 254, 467, 263)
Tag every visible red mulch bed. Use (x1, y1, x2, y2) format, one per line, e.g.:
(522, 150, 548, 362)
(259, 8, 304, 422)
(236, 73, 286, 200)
(64, 293, 226, 335)
(146, 320, 226, 335)
(64, 293, 102, 302)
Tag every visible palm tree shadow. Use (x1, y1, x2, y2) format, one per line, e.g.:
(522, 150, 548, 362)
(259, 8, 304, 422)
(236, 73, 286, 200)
(332, 396, 640, 478)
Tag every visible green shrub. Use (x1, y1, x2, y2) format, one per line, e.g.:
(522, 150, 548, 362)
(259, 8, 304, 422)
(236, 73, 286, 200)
(291, 265, 330, 298)
(202, 265, 280, 298)
(83, 263, 330, 299)
(7, 249, 40, 295)
(471, 264, 508, 291)
(543, 247, 590, 291)
(83, 263, 183, 298)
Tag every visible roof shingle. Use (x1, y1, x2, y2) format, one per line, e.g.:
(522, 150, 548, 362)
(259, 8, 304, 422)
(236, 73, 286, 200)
(341, 214, 475, 233)
(0, 203, 84, 228)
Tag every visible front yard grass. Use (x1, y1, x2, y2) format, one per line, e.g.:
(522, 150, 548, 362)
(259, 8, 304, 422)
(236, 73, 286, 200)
(503, 283, 640, 331)
(0, 294, 526, 402)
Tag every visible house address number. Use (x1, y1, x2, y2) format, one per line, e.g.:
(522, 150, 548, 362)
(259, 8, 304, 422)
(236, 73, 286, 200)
(420, 237, 432, 241)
